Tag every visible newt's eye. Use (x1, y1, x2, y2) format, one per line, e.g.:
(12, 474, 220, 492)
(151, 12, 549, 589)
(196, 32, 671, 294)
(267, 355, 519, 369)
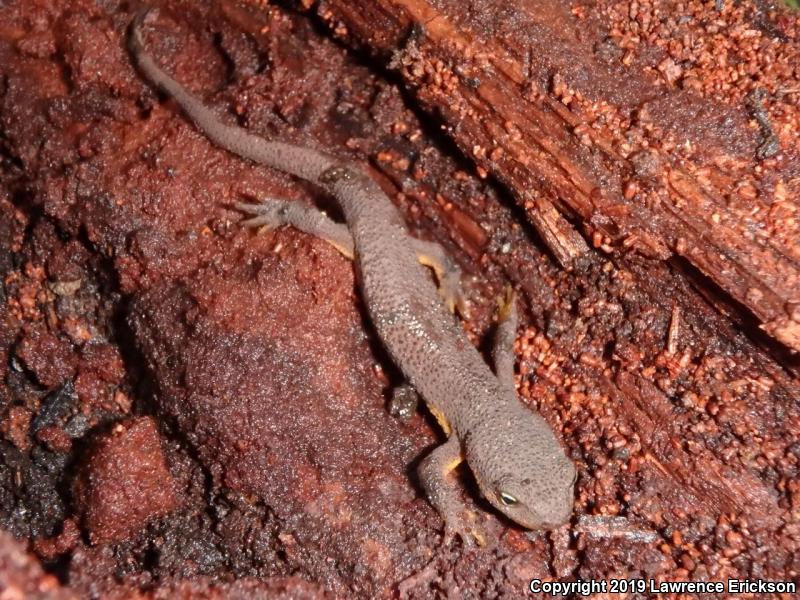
(498, 492, 518, 506)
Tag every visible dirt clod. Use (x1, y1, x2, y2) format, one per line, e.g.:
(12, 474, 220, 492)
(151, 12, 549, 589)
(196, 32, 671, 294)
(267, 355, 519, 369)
(74, 417, 179, 546)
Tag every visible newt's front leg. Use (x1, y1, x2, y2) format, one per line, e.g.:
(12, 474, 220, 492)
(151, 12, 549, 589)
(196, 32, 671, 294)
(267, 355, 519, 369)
(237, 199, 355, 258)
(418, 435, 485, 546)
(493, 288, 519, 393)
(238, 201, 465, 313)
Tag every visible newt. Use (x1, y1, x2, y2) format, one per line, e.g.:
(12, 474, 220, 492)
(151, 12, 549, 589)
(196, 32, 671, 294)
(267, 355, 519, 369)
(129, 11, 575, 544)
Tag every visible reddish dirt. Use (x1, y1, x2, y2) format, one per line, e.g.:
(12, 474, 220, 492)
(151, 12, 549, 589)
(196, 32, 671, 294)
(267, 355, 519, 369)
(0, 0, 798, 599)
(0, 531, 76, 600)
(73, 417, 179, 545)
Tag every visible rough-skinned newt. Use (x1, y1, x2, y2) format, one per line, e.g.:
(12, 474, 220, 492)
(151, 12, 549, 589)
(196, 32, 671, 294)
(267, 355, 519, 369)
(129, 11, 575, 545)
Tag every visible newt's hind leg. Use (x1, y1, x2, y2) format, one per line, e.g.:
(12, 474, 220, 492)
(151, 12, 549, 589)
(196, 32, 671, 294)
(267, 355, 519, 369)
(237, 200, 354, 259)
(418, 436, 486, 547)
(410, 238, 467, 316)
(493, 287, 519, 392)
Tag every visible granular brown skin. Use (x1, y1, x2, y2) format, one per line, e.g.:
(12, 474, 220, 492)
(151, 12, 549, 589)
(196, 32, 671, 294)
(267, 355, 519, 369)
(0, 0, 799, 598)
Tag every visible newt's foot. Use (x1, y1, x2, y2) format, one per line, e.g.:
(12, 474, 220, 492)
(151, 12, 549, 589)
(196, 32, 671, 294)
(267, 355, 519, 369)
(411, 238, 469, 318)
(236, 200, 291, 231)
(443, 510, 486, 547)
(438, 270, 469, 319)
(237, 199, 356, 259)
(495, 284, 516, 323)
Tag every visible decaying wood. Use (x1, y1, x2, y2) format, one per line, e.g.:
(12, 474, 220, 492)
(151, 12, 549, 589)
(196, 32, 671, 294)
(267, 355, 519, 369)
(294, 0, 800, 351)
(527, 195, 590, 271)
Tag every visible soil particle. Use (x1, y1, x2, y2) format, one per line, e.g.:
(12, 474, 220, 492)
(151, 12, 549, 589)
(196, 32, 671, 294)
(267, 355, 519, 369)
(14, 327, 76, 389)
(31, 517, 80, 560)
(74, 417, 179, 546)
(0, 443, 67, 539)
(0, 530, 77, 600)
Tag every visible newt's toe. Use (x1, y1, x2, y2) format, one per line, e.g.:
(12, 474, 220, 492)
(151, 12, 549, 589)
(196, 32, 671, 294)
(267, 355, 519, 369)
(439, 273, 469, 318)
(237, 201, 288, 231)
(495, 285, 516, 323)
(443, 510, 486, 548)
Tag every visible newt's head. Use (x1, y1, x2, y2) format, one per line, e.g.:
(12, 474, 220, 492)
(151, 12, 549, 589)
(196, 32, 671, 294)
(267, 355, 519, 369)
(466, 406, 576, 529)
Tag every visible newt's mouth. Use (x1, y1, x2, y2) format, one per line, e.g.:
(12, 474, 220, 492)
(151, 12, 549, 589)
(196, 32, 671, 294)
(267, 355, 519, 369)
(515, 510, 571, 531)
(507, 493, 574, 530)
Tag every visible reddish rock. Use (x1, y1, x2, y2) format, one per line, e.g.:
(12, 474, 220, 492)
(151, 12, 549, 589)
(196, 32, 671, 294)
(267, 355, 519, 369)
(78, 343, 125, 385)
(32, 518, 81, 560)
(75, 417, 180, 545)
(73, 370, 110, 411)
(35, 424, 73, 454)
(15, 326, 77, 388)
(1, 406, 33, 451)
